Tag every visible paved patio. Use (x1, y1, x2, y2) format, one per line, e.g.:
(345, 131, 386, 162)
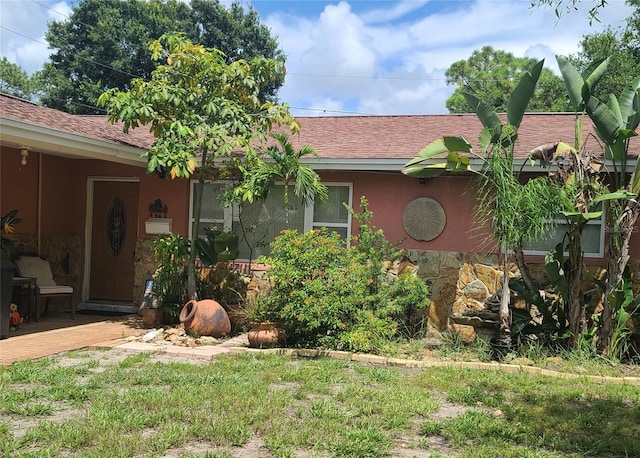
(0, 310, 249, 365)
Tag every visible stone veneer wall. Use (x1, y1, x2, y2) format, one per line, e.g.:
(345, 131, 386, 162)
(404, 249, 640, 343)
(91, 238, 640, 333)
(134, 238, 156, 311)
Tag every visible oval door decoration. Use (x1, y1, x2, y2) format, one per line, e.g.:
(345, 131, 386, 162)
(107, 198, 127, 256)
(402, 197, 446, 242)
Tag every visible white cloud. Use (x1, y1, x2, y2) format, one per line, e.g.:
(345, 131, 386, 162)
(265, 0, 634, 115)
(0, 0, 635, 114)
(0, 0, 71, 74)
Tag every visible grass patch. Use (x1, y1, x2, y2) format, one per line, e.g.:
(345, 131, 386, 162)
(1, 351, 639, 457)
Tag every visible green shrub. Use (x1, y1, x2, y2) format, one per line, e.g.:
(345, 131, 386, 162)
(151, 233, 191, 324)
(258, 199, 430, 352)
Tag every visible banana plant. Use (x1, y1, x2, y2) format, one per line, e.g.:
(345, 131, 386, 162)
(404, 60, 548, 342)
(557, 56, 640, 353)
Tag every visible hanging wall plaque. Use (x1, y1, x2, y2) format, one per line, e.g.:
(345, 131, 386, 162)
(402, 197, 446, 242)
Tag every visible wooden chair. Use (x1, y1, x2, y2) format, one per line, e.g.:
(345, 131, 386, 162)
(14, 255, 74, 321)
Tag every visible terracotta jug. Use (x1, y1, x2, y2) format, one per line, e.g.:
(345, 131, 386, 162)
(247, 321, 286, 348)
(179, 299, 231, 337)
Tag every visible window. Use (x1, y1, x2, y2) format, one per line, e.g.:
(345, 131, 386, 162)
(190, 181, 352, 260)
(523, 213, 606, 258)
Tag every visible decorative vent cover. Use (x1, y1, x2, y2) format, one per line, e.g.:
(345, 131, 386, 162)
(402, 197, 446, 241)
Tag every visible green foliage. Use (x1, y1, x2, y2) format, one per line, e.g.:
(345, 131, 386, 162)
(197, 263, 250, 309)
(445, 46, 572, 113)
(99, 31, 297, 299)
(0, 58, 38, 100)
(195, 226, 239, 266)
(40, 0, 284, 114)
(530, 0, 610, 24)
(602, 269, 640, 362)
(150, 233, 190, 323)
(0, 209, 21, 256)
(233, 132, 328, 228)
(256, 201, 430, 352)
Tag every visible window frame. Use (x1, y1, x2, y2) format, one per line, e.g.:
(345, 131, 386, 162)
(522, 212, 606, 259)
(189, 180, 353, 257)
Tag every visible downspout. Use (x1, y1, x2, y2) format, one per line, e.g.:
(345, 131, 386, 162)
(37, 152, 42, 255)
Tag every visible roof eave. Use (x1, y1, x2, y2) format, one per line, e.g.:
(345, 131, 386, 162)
(300, 156, 638, 173)
(0, 117, 148, 167)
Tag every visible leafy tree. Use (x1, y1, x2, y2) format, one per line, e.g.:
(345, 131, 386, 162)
(445, 46, 572, 113)
(530, 0, 611, 24)
(0, 58, 37, 100)
(558, 58, 640, 352)
(42, 0, 284, 114)
(98, 33, 297, 300)
(567, 28, 640, 104)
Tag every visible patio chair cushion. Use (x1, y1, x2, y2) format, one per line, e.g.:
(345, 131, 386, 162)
(15, 256, 59, 288)
(38, 285, 74, 294)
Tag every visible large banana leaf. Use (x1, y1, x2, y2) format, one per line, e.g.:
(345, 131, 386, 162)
(585, 95, 621, 145)
(404, 137, 472, 167)
(507, 59, 544, 129)
(592, 189, 638, 205)
(618, 75, 640, 130)
(561, 210, 603, 222)
(403, 164, 449, 178)
(556, 56, 608, 110)
(403, 149, 471, 178)
(463, 92, 502, 143)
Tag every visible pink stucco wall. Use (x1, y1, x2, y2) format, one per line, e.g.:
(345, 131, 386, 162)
(1, 148, 192, 240)
(2, 146, 637, 262)
(320, 171, 494, 253)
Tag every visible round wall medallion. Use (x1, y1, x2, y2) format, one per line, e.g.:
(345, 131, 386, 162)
(402, 197, 446, 242)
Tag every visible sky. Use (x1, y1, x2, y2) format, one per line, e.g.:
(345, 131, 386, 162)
(0, 0, 634, 116)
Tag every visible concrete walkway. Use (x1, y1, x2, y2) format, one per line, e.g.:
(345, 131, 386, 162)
(0, 311, 248, 365)
(2, 312, 640, 387)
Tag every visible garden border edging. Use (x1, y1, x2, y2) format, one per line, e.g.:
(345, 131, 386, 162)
(227, 346, 640, 386)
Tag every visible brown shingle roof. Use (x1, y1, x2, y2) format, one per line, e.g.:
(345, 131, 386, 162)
(2, 93, 636, 162)
(0, 94, 155, 150)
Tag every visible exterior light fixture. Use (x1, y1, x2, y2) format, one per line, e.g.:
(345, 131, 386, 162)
(19, 146, 30, 166)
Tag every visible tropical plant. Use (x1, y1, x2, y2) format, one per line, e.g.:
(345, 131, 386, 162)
(233, 132, 328, 226)
(404, 59, 560, 344)
(150, 233, 190, 324)
(555, 55, 640, 353)
(1, 209, 21, 257)
(99, 33, 297, 301)
(195, 226, 239, 266)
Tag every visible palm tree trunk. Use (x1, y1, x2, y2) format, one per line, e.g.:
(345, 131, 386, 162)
(514, 244, 538, 293)
(498, 251, 511, 340)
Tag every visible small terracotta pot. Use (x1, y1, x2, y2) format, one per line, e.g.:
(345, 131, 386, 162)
(179, 299, 231, 337)
(247, 321, 286, 348)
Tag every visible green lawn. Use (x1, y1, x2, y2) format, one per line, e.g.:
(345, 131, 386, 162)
(1, 350, 639, 457)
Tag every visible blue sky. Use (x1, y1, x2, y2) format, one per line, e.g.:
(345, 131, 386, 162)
(0, 0, 634, 115)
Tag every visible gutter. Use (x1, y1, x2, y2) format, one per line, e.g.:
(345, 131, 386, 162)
(298, 156, 639, 174)
(0, 118, 147, 167)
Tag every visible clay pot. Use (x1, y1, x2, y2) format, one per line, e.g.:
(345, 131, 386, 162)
(247, 321, 286, 348)
(179, 299, 231, 337)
